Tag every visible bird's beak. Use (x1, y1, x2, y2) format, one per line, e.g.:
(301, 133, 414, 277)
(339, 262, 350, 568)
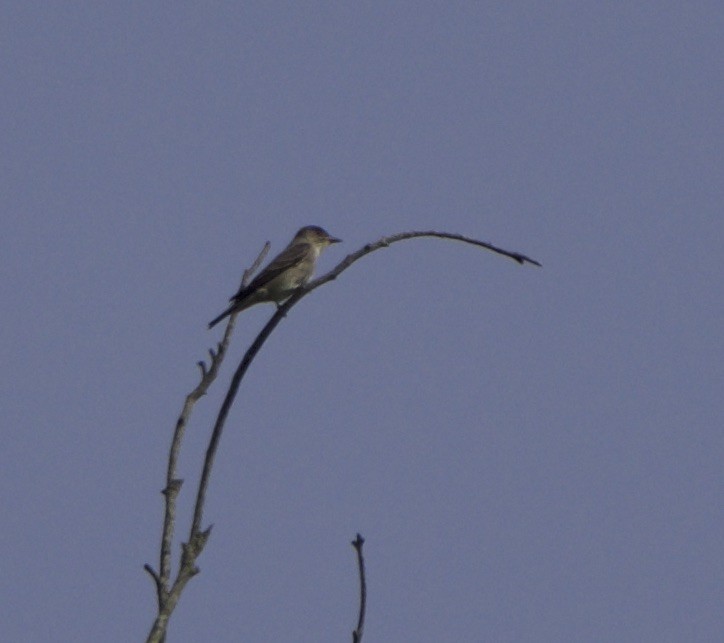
(328, 236, 342, 244)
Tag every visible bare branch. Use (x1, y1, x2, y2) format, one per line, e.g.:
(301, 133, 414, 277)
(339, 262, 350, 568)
(307, 230, 540, 299)
(146, 242, 271, 642)
(351, 534, 367, 643)
(188, 228, 539, 566)
(146, 230, 539, 641)
(188, 305, 288, 535)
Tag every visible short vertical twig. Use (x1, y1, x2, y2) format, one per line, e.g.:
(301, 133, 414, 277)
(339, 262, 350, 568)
(351, 534, 367, 643)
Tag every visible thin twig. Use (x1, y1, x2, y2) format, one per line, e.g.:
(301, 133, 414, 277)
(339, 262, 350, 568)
(241, 242, 271, 287)
(351, 534, 367, 643)
(144, 242, 270, 643)
(188, 305, 287, 535)
(307, 231, 541, 300)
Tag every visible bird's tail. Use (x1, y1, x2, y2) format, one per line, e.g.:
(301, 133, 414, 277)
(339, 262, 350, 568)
(208, 306, 234, 329)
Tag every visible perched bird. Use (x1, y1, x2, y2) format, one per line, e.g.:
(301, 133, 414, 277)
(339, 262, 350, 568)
(208, 225, 341, 329)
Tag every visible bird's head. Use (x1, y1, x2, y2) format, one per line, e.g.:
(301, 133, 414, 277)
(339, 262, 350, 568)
(294, 225, 342, 247)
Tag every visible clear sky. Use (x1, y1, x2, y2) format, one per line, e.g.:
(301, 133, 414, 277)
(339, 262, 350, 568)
(2, 3, 722, 642)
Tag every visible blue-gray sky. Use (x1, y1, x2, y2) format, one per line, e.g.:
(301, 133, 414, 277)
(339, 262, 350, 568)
(2, 3, 722, 641)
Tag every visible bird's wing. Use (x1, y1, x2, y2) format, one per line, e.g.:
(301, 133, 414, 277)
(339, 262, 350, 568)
(229, 242, 311, 301)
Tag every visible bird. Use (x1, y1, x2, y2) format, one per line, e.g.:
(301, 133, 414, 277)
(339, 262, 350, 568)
(208, 225, 342, 329)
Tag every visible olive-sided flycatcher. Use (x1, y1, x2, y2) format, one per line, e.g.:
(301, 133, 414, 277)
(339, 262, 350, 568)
(208, 225, 341, 329)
